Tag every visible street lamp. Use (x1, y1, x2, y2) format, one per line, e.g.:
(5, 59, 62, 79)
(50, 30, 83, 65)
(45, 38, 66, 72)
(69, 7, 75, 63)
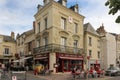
(87, 56, 90, 70)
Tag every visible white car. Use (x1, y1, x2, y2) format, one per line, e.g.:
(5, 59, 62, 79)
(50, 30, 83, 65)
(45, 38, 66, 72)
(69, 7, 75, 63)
(105, 67, 120, 76)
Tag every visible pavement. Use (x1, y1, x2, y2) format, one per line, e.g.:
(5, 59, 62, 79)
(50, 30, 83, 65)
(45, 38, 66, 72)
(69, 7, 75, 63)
(27, 71, 114, 80)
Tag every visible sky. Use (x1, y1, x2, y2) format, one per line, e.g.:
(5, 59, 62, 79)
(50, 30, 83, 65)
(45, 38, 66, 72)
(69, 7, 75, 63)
(0, 0, 120, 37)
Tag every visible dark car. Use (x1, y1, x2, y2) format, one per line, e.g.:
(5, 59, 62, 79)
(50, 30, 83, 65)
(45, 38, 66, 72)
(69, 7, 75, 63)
(105, 67, 120, 76)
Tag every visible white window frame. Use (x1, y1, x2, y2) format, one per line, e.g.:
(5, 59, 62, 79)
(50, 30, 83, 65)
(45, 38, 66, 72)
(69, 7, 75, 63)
(61, 17, 66, 30)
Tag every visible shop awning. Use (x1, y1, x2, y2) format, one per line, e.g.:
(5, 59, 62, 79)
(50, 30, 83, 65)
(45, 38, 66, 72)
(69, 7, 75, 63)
(34, 57, 48, 60)
(59, 56, 83, 60)
(13, 56, 32, 62)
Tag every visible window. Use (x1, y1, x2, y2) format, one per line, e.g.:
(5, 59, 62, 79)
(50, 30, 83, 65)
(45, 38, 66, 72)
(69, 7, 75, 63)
(97, 40, 100, 48)
(74, 40, 78, 53)
(44, 37, 48, 46)
(61, 37, 66, 46)
(61, 37, 66, 52)
(89, 50, 92, 58)
(18, 39, 20, 46)
(62, 0, 66, 6)
(74, 40, 78, 47)
(0, 37, 2, 43)
(44, 18, 47, 30)
(28, 42, 32, 51)
(36, 39, 40, 47)
(37, 22, 40, 33)
(98, 51, 100, 58)
(74, 23, 78, 33)
(88, 37, 92, 46)
(4, 48, 9, 54)
(74, 7, 78, 12)
(61, 17, 66, 30)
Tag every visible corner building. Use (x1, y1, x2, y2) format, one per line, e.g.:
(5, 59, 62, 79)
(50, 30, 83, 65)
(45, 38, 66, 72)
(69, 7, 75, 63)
(34, 0, 84, 73)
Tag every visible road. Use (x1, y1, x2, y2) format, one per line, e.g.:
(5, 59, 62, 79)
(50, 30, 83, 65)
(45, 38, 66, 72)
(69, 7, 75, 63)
(2, 71, 120, 80)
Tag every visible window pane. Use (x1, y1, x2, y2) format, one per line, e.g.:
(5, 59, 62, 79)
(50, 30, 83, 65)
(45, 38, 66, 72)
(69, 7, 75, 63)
(74, 23, 77, 33)
(61, 18, 66, 30)
(45, 18, 47, 29)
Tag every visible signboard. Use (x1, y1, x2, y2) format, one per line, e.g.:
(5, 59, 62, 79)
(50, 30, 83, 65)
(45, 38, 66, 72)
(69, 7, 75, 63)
(68, 16, 73, 23)
(12, 76, 17, 80)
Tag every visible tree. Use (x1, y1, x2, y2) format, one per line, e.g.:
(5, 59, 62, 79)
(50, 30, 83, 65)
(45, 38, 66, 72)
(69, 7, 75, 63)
(105, 0, 120, 23)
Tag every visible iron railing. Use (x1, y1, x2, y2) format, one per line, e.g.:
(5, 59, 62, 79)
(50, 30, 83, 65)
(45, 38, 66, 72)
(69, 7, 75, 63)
(33, 44, 83, 54)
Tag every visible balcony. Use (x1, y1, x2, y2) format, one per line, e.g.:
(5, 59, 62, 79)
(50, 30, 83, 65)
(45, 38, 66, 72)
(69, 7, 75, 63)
(33, 44, 83, 55)
(3, 53, 12, 57)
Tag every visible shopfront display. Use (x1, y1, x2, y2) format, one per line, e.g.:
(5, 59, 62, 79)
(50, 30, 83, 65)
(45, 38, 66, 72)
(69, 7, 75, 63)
(56, 53, 84, 72)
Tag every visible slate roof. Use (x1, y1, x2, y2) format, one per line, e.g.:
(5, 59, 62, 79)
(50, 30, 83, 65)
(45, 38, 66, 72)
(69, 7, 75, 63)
(0, 34, 16, 42)
(84, 23, 99, 36)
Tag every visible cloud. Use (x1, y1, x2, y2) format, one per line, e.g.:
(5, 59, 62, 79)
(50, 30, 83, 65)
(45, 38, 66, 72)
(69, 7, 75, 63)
(80, 0, 120, 34)
(0, 0, 119, 36)
(0, 0, 43, 35)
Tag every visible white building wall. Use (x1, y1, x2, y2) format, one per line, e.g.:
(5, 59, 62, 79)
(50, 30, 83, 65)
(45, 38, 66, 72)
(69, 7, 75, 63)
(101, 33, 116, 70)
(106, 33, 116, 69)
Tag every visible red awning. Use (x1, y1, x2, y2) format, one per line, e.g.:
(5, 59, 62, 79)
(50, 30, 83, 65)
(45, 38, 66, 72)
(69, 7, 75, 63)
(34, 57, 48, 60)
(59, 56, 83, 60)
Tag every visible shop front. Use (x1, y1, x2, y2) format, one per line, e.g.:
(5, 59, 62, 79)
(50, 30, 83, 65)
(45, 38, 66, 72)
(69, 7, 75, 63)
(34, 53, 49, 68)
(89, 59, 101, 71)
(56, 53, 84, 73)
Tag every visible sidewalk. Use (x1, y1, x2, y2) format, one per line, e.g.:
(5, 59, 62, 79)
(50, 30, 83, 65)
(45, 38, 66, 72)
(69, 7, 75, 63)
(27, 71, 113, 80)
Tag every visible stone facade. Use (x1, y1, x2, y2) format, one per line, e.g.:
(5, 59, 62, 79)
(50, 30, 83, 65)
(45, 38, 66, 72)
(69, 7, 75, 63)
(16, 29, 35, 70)
(0, 32, 16, 64)
(97, 26, 116, 70)
(34, 0, 84, 73)
(84, 23, 101, 70)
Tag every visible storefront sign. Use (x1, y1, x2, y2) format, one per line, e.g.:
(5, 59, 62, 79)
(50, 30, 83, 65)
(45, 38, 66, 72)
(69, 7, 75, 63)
(57, 53, 83, 60)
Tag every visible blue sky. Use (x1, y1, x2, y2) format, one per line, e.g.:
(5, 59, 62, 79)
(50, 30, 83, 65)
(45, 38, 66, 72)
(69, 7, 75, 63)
(0, 0, 120, 36)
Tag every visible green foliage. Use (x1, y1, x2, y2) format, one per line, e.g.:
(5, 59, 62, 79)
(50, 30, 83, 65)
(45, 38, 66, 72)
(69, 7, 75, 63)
(105, 0, 120, 23)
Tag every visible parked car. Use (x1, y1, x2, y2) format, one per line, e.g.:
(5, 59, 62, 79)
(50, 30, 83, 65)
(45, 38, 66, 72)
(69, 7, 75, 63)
(105, 67, 120, 76)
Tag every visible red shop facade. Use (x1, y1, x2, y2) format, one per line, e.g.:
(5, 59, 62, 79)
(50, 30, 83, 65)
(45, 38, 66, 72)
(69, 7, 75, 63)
(56, 53, 84, 73)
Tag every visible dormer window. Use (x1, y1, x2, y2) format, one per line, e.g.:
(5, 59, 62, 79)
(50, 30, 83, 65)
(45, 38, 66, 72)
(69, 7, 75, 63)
(62, 0, 66, 6)
(58, 0, 67, 7)
(69, 4, 79, 13)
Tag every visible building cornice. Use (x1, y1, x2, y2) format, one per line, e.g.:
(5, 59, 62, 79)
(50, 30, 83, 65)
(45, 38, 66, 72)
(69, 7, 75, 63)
(34, 1, 84, 19)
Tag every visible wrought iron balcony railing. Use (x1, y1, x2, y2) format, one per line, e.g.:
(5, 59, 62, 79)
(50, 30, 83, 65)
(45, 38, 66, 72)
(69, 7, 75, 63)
(33, 44, 83, 55)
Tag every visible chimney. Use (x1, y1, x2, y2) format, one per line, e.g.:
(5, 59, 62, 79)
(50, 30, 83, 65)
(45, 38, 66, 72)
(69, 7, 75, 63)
(58, 0, 67, 7)
(70, 4, 79, 13)
(33, 21, 35, 32)
(96, 24, 106, 35)
(43, 0, 53, 6)
(37, 4, 43, 11)
(11, 32, 15, 39)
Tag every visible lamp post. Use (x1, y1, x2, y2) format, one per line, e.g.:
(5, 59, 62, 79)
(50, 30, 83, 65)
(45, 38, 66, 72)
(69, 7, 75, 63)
(87, 56, 90, 70)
